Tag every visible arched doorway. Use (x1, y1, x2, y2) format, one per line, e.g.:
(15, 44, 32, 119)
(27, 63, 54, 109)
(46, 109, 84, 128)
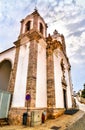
(63, 89, 67, 109)
(0, 60, 12, 91)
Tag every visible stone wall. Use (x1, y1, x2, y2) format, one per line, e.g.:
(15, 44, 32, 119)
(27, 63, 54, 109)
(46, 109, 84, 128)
(8, 107, 47, 125)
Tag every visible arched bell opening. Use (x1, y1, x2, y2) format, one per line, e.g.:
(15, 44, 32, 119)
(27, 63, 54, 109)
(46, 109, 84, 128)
(25, 21, 31, 32)
(40, 22, 43, 35)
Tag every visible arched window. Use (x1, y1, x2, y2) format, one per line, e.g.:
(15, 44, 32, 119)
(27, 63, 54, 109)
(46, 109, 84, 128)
(0, 60, 12, 91)
(25, 21, 31, 32)
(40, 23, 43, 34)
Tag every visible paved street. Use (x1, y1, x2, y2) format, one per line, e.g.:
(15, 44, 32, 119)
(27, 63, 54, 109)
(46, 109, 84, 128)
(66, 114, 85, 130)
(0, 110, 84, 130)
(65, 97, 85, 130)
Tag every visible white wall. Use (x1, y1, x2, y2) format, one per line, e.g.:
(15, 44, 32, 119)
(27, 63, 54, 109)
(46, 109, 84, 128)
(53, 52, 64, 108)
(36, 43, 47, 108)
(12, 43, 30, 107)
(0, 47, 15, 67)
(60, 52, 72, 108)
(65, 69, 72, 108)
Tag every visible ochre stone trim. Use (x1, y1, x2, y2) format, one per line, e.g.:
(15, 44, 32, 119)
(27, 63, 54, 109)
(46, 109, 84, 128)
(47, 108, 65, 119)
(18, 29, 46, 42)
(8, 40, 20, 93)
(47, 53, 55, 108)
(8, 107, 64, 125)
(33, 11, 38, 30)
(61, 59, 67, 87)
(46, 34, 63, 56)
(26, 40, 38, 108)
(27, 30, 41, 41)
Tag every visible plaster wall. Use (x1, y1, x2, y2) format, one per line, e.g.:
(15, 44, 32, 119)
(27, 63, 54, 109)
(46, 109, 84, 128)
(12, 43, 30, 107)
(53, 52, 64, 108)
(60, 52, 72, 108)
(36, 43, 47, 107)
(65, 69, 72, 108)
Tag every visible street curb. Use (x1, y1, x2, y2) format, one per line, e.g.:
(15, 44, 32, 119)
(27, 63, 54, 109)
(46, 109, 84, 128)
(65, 111, 85, 130)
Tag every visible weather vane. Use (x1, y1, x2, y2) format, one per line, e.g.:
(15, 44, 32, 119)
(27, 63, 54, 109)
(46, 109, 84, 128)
(34, 0, 37, 10)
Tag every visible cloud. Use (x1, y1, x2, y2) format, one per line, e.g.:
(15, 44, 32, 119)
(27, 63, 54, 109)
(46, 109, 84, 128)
(0, 0, 35, 51)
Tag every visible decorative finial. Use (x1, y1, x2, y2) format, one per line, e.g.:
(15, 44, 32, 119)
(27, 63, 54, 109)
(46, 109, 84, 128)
(34, 0, 37, 11)
(53, 30, 58, 35)
(34, 6, 37, 12)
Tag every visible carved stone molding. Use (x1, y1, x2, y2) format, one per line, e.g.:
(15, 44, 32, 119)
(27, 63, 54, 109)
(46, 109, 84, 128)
(61, 76, 67, 87)
(14, 39, 21, 47)
(46, 34, 63, 56)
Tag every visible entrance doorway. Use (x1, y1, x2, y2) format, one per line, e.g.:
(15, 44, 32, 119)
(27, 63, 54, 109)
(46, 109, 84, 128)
(0, 60, 12, 91)
(63, 89, 67, 109)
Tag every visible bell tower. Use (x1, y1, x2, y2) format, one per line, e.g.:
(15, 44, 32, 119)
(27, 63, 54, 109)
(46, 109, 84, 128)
(19, 8, 47, 38)
(9, 9, 47, 113)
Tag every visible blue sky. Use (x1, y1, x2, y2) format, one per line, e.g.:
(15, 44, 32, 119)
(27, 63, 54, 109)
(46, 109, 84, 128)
(0, 0, 85, 92)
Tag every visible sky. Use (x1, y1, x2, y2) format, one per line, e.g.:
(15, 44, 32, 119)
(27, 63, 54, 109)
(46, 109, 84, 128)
(0, 0, 85, 92)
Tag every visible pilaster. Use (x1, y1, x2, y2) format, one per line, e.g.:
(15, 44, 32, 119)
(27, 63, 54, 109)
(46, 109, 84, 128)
(26, 40, 38, 108)
(46, 35, 55, 115)
(47, 54, 55, 107)
(8, 40, 20, 93)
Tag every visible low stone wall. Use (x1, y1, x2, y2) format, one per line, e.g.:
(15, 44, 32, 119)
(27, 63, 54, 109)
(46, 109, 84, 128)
(8, 107, 47, 125)
(8, 107, 65, 125)
(47, 108, 65, 119)
(8, 108, 26, 125)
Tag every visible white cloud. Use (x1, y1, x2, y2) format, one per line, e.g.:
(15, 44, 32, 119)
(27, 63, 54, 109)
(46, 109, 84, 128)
(70, 56, 85, 65)
(76, 0, 85, 7)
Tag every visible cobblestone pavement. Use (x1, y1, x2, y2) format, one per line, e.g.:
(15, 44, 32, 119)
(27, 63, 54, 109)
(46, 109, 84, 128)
(0, 110, 84, 130)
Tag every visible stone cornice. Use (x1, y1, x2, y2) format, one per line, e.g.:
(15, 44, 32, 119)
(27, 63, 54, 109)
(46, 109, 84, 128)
(18, 29, 46, 42)
(14, 39, 21, 47)
(27, 30, 42, 41)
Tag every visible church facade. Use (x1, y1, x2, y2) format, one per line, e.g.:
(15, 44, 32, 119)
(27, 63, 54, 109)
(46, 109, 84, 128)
(0, 9, 73, 124)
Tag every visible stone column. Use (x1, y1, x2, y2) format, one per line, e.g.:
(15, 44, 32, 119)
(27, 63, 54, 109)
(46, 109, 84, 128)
(47, 53, 55, 107)
(8, 40, 20, 93)
(26, 40, 38, 108)
(20, 19, 24, 35)
(46, 35, 55, 117)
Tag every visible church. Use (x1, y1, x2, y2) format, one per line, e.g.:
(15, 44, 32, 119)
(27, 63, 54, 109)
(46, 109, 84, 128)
(0, 9, 73, 125)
